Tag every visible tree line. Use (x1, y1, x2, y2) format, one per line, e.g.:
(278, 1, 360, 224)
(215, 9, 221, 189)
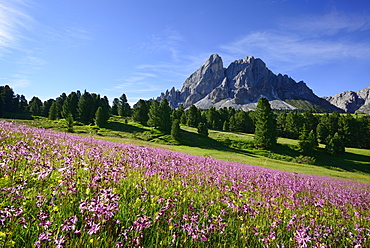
(0, 85, 130, 127)
(132, 97, 370, 153)
(1, 85, 370, 154)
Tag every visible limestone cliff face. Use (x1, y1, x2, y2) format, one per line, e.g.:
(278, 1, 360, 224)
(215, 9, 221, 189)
(156, 54, 342, 111)
(324, 86, 370, 114)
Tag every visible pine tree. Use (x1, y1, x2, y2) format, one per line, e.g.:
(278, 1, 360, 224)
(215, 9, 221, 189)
(29, 96, 43, 116)
(43, 99, 55, 117)
(254, 97, 277, 149)
(298, 127, 317, 155)
(55, 93, 67, 119)
(65, 113, 74, 132)
(132, 99, 150, 125)
(48, 102, 58, 120)
(147, 100, 161, 129)
(222, 120, 229, 131)
(317, 114, 330, 144)
(118, 93, 131, 117)
(62, 92, 79, 119)
(326, 132, 345, 155)
(171, 119, 181, 140)
(94, 106, 106, 127)
(111, 98, 119, 116)
(159, 99, 172, 134)
(78, 91, 94, 124)
(197, 122, 208, 137)
(186, 105, 200, 127)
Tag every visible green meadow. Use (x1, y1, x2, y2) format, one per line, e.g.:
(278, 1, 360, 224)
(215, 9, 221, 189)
(13, 116, 370, 184)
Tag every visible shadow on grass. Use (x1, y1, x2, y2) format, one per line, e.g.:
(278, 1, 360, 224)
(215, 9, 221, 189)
(314, 149, 370, 174)
(179, 129, 257, 157)
(272, 144, 370, 174)
(105, 121, 147, 134)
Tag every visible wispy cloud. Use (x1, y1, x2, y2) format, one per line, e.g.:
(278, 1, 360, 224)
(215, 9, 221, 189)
(0, 0, 34, 56)
(46, 26, 93, 48)
(220, 10, 370, 73)
(281, 10, 370, 36)
(8, 74, 31, 88)
(138, 26, 184, 61)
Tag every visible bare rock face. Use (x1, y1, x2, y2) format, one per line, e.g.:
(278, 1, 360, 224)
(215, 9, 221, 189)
(156, 54, 342, 111)
(324, 87, 370, 114)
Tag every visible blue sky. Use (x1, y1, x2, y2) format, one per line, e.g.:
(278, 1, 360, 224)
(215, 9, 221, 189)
(1, 0, 369, 105)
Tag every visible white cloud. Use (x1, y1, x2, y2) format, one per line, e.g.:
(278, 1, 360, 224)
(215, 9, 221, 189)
(281, 10, 370, 36)
(138, 26, 184, 61)
(9, 74, 31, 88)
(220, 10, 370, 73)
(0, 0, 34, 55)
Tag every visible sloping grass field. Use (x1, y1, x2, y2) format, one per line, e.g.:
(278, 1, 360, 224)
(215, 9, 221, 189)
(0, 120, 369, 247)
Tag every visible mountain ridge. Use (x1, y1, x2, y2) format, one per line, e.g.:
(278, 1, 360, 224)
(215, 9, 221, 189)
(155, 54, 348, 112)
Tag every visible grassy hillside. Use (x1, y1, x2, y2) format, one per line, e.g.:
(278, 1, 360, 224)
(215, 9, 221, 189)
(1, 120, 368, 247)
(9, 116, 370, 184)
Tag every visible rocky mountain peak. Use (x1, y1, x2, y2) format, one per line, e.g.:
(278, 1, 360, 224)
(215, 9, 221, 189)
(156, 54, 343, 112)
(324, 86, 370, 114)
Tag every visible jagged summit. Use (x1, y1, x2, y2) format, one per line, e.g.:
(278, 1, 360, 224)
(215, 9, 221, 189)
(324, 86, 370, 114)
(156, 54, 341, 112)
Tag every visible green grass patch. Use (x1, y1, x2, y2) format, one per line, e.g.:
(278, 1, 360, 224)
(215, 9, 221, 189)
(5, 117, 370, 184)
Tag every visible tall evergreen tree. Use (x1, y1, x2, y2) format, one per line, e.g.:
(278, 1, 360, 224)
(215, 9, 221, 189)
(171, 119, 181, 141)
(338, 113, 357, 147)
(55, 93, 67, 119)
(18, 94, 28, 114)
(99, 96, 111, 123)
(276, 112, 288, 137)
(147, 100, 161, 128)
(29, 96, 43, 116)
(65, 113, 74, 132)
(62, 92, 79, 119)
(159, 98, 172, 133)
(78, 91, 94, 124)
(132, 99, 150, 125)
(298, 127, 318, 155)
(94, 106, 106, 127)
(254, 97, 277, 149)
(48, 102, 58, 120)
(111, 98, 119, 116)
(118, 93, 131, 117)
(317, 114, 330, 144)
(197, 122, 209, 137)
(43, 99, 55, 117)
(186, 105, 200, 128)
(326, 132, 345, 155)
(285, 111, 303, 139)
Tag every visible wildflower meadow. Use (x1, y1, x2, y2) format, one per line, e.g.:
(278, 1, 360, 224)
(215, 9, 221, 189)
(0, 120, 369, 247)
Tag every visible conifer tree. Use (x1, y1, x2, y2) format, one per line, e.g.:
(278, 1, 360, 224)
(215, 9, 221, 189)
(48, 102, 58, 120)
(298, 127, 318, 155)
(29, 96, 43, 116)
(43, 99, 55, 117)
(159, 98, 172, 134)
(171, 119, 181, 141)
(62, 92, 79, 119)
(222, 120, 229, 131)
(65, 113, 74, 132)
(78, 91, 94, 124)
(326, 132, 345, 155)
(94, 106, 106, 127)
(254, 97, 277, 149)
(118, 93, 131, 117)
(147, 100, 161, 129)
(56, 93, 67, 119)
(186, 105, 200, 127)
(132, 99, 150, 125)
(111, 98, 119, 116)
(197, 122, 208, 137)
